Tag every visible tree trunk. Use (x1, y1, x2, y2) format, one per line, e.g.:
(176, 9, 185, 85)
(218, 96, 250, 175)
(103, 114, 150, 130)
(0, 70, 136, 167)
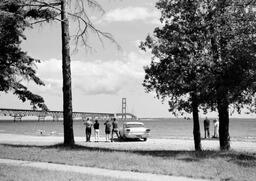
(61, 0, 74, 146)
(191, 93, 202, 151)
(217, 88, 230, 150)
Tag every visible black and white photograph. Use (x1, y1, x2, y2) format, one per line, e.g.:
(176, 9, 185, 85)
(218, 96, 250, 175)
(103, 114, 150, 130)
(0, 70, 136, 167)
(0, 0, 256, 180)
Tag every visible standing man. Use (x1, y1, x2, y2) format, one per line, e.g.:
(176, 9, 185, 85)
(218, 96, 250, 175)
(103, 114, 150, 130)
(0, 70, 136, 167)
(84, 118, 93, 142)
(203, 117, 210, 138)
(104, 119, 111, 142)
(111, 118, 119, 142)
(93, 119, 100, 142)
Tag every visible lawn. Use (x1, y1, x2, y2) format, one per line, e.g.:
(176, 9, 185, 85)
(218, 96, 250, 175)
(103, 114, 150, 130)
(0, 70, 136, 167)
(0, 164, 133, 181)
(0, 144, 255, 181)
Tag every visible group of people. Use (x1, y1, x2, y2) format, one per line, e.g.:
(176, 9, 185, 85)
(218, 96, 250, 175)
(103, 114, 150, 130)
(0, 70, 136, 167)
(203, 117, 219, 139)
(83, 117, 120, 142)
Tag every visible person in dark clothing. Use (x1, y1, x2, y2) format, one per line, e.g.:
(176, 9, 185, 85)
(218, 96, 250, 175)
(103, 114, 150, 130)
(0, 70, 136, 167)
(84, 118, 92, 142)
(111, 118, 119, 142)
(93, 120, 100, 142)
(204, 117, 210, 138)
(104, 119, 111, 142)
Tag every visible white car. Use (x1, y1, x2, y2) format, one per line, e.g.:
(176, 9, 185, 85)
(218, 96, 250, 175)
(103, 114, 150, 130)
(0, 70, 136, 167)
(119, 122, 150, 141)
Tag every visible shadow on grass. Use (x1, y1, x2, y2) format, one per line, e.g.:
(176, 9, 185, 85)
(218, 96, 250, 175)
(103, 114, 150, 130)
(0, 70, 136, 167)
(2, 142, 256, 166)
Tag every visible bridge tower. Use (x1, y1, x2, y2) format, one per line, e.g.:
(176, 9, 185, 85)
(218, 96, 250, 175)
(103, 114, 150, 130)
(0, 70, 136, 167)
(122, 98, 127, 120)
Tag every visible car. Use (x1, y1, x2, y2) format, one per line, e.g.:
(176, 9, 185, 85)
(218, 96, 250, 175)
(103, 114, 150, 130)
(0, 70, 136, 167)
(119, 122, 150, 141)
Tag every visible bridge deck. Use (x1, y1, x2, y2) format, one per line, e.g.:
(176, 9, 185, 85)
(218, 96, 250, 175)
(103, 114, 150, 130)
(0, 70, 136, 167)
(0, 108, 136, 122)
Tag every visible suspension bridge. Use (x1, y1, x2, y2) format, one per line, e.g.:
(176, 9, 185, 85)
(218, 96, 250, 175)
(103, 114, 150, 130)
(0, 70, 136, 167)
(0, 108, 136, 122)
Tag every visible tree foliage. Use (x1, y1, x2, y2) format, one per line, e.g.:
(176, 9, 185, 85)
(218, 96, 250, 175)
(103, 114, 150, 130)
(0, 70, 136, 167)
(203, 0, 256, 112)
(140, 0, 209, 116)
(141, 0, 256, 115)
(141, 0, 256, 117)
(0, 0, 57, 110)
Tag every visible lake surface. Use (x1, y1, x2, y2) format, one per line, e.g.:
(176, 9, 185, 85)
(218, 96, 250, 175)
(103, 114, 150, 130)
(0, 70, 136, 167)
(0, 118, 255, 142)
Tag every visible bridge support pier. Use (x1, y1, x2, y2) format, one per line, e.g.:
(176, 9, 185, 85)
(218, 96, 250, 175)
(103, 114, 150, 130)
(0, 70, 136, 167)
(53, 116, 59, 122)
(122, 98, 127, 121)
(38, 115, 46, 122)
(13, 115, 22, 122)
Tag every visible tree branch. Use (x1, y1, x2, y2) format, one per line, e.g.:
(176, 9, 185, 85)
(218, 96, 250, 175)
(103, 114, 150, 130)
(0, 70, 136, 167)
(21, 0, 121, 51)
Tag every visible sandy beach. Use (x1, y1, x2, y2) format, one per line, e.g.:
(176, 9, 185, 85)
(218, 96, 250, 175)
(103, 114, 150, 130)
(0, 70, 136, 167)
(0, 133, 255, 153)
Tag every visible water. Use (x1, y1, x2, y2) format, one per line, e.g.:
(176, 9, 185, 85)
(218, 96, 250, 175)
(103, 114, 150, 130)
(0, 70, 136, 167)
(0, 118, 255, 142)
(141, 118, 256, 142)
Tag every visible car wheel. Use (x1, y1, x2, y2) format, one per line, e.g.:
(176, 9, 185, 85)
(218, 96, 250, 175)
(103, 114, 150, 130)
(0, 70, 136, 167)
(143, 138, 147, 141)
(119, 135, 125, 141)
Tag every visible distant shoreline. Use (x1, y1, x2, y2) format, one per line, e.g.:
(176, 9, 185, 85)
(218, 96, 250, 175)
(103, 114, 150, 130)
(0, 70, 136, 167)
(1, 117, 256, 121)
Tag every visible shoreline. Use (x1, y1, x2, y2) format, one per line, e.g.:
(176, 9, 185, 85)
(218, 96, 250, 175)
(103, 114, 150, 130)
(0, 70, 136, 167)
(1, 118, 256, 143)
(0, 133, 256, 153)
(1, 130, 256, 143)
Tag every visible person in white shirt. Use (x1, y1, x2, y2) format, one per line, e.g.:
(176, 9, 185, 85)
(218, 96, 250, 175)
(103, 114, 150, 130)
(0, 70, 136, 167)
(213, 119, 219, 138)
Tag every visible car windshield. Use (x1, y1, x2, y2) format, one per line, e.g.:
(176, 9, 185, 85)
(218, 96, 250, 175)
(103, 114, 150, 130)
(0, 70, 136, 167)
(124, 124, 144, 128)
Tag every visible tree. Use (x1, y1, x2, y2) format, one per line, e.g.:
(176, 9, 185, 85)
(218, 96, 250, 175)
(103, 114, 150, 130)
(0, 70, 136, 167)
(0, 0, 56, 110)
(203, 0, 256, 150)
(140, 0, 211, 151)
(18, 0, 117, 146)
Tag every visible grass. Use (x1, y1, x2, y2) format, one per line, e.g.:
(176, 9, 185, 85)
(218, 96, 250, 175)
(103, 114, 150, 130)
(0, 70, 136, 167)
(0, 144, 256, 181)
(0, 164, 133, 181)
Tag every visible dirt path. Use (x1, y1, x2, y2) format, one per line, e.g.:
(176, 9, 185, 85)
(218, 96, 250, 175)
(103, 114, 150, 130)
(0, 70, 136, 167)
(0, 158, 208, 181)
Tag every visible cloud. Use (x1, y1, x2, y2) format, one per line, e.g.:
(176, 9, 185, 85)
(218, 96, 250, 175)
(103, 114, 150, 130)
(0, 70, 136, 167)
(101, 7, 160, 24)
(34, 52, 150, 95)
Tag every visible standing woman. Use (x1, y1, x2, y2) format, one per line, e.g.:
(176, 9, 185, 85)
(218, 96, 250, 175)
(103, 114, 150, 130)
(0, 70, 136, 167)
(93, 119, 100, 142)
(104, 119, 111, 142)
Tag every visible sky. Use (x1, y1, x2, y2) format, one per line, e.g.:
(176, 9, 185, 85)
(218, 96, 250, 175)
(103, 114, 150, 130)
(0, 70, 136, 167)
(0, 0, 254, 118)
